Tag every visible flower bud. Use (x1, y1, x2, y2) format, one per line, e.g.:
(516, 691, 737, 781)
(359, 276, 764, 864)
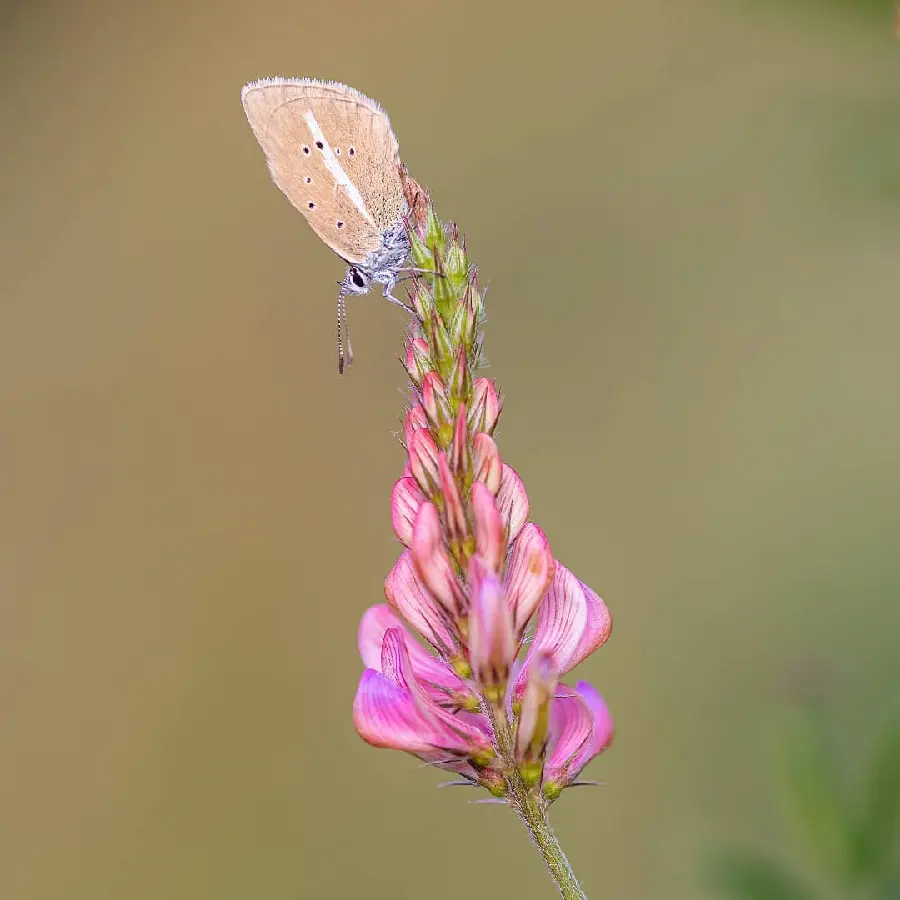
(468, 556, 515, 703)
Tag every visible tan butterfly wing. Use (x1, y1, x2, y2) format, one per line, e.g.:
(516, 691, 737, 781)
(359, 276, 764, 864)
(241, 78, 405, 265)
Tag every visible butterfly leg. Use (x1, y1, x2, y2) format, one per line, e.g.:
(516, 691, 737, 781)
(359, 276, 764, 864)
(375, 271, 415, 314)
(382, 286, 415, 315)
(397, 266, 447, 279)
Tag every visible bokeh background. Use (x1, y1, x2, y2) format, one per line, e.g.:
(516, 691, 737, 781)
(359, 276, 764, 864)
(3, 1, 900, 897)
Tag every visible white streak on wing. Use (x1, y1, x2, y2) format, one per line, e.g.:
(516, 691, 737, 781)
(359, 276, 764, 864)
(303, 110, 374, 225)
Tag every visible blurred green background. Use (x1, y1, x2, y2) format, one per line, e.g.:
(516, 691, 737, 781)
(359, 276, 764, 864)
(2, 1, 899, 897)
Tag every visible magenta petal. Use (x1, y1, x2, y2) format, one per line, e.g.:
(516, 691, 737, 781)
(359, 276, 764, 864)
(380, 628, 492, 756)
(572, 681, 614, 771)
(544, 685, 594, 782)
(497, 464, 529, 543)
(391, 477, 426, 547)
(385, 551, 456, 657)
(380, 627, 416, 692)
(504, 523, 554, 638)
(358, 604, 461, 695)
(358, 604, 402, 671)
(353, 669, 446, 754)
(569, 579, 612, 671)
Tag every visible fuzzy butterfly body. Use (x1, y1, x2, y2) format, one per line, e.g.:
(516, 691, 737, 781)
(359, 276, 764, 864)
(241, 77, 412, 372)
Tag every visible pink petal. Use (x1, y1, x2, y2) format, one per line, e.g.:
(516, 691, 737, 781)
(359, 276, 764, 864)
(448, 404, 470, 476)
(569, 579, 612, 671)
(469, 377, 501, 435)
(472, 481, 505, 573)
(385, 551, 456, 657)
(518, 564, 588, 684)
(410, 502, 465, 617)
(408, 429, 440, 496)
(544, 685, 594, 782)
(391, 477, 426, 547)
(438, 454, 469, 544)
(404, 404, 430, 448)
(504, 523, 555, 639)
(422, 371, 450, 428)
(468, 556, 516, 693)
(404, 339, 433, 384)
(353, 669, 448, 754)
(472, 434, 502, 494)
(515, 651, 558, 765)
(358, 604, 461, 696)
(449, 346, 469, 401)
(497, 464, 529, 543)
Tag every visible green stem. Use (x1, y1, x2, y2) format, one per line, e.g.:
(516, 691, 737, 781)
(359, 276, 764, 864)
(516, 792, 588, 899)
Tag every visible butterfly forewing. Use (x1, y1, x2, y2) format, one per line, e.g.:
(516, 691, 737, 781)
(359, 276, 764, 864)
(242, 78, 392, 264)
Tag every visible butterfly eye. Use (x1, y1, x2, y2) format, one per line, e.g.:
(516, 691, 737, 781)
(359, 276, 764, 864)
(351, 268, 365, 288)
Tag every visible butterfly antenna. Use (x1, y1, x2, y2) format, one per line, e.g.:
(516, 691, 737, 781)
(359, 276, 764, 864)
(336, 280, 354, 374)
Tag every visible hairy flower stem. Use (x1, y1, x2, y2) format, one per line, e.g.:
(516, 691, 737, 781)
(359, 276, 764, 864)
(487, 703, 588, 900)
(515, 792, 588, 900)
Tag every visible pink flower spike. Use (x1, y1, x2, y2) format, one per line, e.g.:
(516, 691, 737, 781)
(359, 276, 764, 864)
(391, 477, 426, 547)
(468, 556, 515, 698)
(438, 454, 469, 546)
(408, 428, 440, 496)
(411, 502, 465, 617)
(543, 685, 594, 785)
(469, 377, 501, 435)
(385, 552, 456, 657)
(403, 404, 430, 449)
(472, 433, 502, 494)
(421, 371, 451, 429)
(504, 523, 555, 640)
(358, 604, 463, 697)
(497, 464, 529, 543)
(472, 481, 506, 573)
